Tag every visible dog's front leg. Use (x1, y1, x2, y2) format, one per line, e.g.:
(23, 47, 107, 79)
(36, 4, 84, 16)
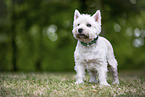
(98, 64, 110, 86)
(74, 63, 85, 84)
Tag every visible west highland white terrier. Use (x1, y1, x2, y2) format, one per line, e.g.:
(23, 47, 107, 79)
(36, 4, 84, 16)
(72, 10, 119, 86)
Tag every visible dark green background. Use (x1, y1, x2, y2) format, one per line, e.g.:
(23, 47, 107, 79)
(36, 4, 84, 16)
(0, 0, 145, 72)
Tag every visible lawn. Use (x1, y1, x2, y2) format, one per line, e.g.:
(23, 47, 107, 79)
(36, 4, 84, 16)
(0, 70, 145, 96)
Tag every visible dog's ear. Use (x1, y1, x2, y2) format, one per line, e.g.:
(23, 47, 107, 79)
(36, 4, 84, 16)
(92, 10, 101, 23)
(74, 9, 80, 20)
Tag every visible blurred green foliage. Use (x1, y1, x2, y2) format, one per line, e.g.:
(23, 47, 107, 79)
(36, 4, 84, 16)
(0, 0, 145, 71)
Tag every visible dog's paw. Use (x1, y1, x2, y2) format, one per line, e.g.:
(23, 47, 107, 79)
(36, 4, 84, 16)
(112, 80, 119, 85)
(75, 79, 84, 84)
(99, 82, 110, 87)
(89, 80, 98, 84)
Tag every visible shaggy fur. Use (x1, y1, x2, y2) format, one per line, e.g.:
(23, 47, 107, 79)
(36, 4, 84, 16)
(72, 10, 119, 86)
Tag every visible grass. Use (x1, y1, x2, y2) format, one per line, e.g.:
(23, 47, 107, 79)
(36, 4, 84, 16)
(0, 70, 145, 97)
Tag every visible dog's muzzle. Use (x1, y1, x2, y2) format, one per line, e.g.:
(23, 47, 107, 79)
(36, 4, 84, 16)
(76, 34, 89, 39)
(76, 28, 89, 39)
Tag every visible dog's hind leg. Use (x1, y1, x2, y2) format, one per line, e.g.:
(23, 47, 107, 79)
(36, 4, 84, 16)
(107, 42, 119, 85)
(88, 70, 98, 83)
(108, 57, 119, 84)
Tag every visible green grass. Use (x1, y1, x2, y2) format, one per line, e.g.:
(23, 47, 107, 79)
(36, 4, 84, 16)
(0, 71, 145, 96)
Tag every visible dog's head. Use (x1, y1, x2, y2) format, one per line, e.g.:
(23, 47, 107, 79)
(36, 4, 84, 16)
(72, 10, 101, 43)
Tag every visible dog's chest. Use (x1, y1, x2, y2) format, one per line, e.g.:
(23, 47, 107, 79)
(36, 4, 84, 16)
(75, 41, 108, 68)
(76, 43, 105, 60)
(77, 47, 105, 70)
(80, 48, 99, 60)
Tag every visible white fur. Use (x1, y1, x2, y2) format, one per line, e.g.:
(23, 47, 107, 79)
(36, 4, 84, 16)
(72, 10, 119, 86)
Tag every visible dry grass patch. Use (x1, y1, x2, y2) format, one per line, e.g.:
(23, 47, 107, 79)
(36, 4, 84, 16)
(0, 71, 145, 96)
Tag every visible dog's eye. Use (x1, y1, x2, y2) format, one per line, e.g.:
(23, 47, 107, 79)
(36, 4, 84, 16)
(78, 24, 80, 26)
(87, 24, 91, 27)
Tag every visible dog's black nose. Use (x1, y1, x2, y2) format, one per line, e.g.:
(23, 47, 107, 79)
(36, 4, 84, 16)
(78, 28, 83, 33)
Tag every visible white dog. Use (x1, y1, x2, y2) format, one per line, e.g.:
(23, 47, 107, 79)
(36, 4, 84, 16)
(72, 10, 119, 86)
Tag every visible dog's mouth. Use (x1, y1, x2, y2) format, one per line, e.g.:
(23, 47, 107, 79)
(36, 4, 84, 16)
(76, 34, 89, 39)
